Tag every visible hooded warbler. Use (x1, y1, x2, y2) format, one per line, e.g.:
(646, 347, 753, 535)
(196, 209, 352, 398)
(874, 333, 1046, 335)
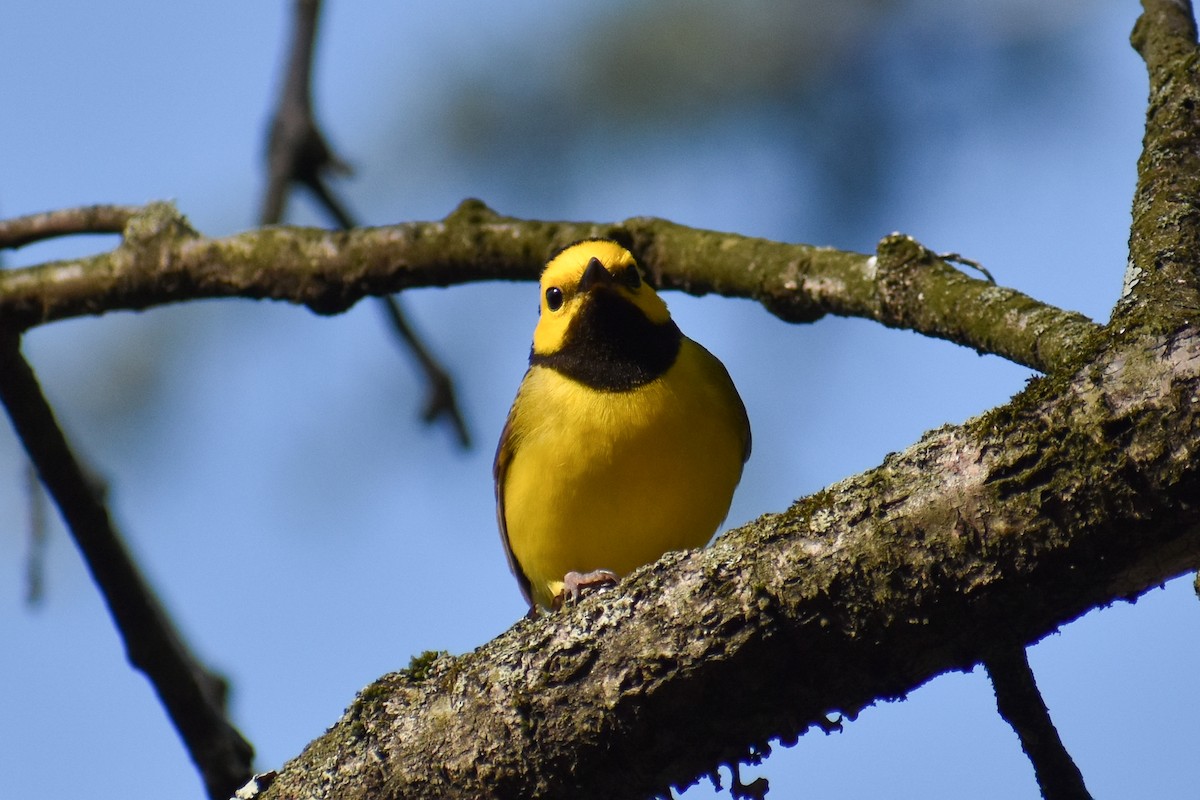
(494, 239, 751, 612)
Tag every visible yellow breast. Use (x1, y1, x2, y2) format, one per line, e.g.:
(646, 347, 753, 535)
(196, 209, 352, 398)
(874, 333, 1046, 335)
(500, 337, 748, 609)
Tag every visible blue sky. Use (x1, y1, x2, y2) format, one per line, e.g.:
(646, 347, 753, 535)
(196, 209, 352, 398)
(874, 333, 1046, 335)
(2, 2, 1195, 798)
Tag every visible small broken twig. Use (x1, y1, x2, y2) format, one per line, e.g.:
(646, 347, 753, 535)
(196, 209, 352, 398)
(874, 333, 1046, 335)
(0, 205, 141, 250)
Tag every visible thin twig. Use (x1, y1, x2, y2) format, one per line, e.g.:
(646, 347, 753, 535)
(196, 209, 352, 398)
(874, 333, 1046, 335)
(0, 205, 140, 250)
(260, 0, 471, 447)
(24, 460, 47, 606)
(261, 0, 347, 225)
(939, 251, 996, 284)
(301, 171, 355, 231)
(0, 333, 254, 800)
(983, 645, 1092, 800)
(379, 296, 471, 447)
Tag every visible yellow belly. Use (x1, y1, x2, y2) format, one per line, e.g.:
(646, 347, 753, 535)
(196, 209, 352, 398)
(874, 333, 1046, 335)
(501, 338, 748, 609)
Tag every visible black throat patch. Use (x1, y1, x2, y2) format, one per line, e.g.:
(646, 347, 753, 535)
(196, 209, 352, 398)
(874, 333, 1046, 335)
(530, 289, 682, 391)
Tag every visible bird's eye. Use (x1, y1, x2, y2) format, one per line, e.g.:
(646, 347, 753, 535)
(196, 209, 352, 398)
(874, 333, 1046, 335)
(545, 286, 564, 311)
(622, 266, 642, 289)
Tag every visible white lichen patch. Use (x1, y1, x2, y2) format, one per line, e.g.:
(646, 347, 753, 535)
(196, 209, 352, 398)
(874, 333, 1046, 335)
(49, 263, 87, 283)
(863, 255, 878, 280)
(1121, 258, 1143, 299)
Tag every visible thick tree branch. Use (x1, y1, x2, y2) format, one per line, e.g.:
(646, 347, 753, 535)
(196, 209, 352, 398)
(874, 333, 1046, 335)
(983, 646, 1092, 800)
(1132, 0, 1197, 77)
(258, 320, 1200, 800)
(0, 334, 253, 800)
(0, 201, 1097, 374)
(1126, 0, 1200, 323)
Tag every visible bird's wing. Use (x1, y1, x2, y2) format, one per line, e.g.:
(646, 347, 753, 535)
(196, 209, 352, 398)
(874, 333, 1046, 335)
(692, 337, 752, 463)
(493, 395, 535, 611)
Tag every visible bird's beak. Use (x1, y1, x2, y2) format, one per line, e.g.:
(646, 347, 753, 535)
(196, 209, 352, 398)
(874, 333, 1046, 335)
(578, 257, 614, 293)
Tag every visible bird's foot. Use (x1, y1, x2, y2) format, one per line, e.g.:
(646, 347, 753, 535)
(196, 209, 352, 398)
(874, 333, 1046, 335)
(553, 569, 619, 610)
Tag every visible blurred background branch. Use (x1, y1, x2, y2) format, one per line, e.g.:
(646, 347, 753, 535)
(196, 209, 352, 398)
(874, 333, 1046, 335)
(0, 334, 253, 800)
(261, 0, 469, 448)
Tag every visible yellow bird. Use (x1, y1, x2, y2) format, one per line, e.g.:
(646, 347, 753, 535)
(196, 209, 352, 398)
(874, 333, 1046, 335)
(494, 239, 751, 612)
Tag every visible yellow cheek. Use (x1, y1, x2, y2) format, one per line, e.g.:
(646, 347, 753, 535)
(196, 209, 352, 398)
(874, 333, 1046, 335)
(532, 296, 581, 355)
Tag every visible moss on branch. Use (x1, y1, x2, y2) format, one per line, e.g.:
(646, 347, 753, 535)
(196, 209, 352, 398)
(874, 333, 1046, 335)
(1126, 0, 1200, 326)
(0, 199, 1096, 374)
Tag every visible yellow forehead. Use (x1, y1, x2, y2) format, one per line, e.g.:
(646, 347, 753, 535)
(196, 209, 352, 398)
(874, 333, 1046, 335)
(540, 239, 637, 291)
(531, 239, 671, 355)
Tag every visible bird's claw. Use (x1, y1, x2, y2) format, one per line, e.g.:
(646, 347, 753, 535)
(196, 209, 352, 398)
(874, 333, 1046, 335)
(552, 569, 619, 610)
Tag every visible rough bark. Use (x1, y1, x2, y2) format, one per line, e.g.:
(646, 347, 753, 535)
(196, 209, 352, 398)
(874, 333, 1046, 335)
(250, 320, 1199, 800)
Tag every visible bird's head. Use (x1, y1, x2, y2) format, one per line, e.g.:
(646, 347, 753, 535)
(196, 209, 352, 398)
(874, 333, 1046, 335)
(532, 239, 670, 356)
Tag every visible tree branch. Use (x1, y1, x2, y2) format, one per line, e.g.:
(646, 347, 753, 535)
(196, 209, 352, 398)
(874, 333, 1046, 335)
(379, 295, 471, 447)
(23, 460, 47, 606)
(1126, 0, 1200, 323)
(0, 334, 254, 800)
(0, 201, 1098, 374)
(983, 645, 1092, 800)
(258, 319, 1200, 800)
(0, 204, 141, 250)
(260, 0, 470, 447)
(871, 233, 1096, 374)
(260, 0, 345, 226)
